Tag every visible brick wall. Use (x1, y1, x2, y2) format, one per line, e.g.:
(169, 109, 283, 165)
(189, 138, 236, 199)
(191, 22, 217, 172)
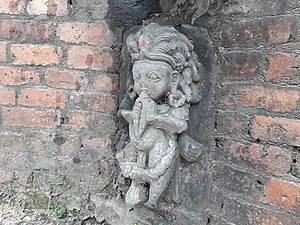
(1, 0, 300, 224)
(0, 0, 118, 193)
(210, 1, 300, 224)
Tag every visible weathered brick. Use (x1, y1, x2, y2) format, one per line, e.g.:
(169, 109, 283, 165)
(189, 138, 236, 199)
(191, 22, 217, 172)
(209, 188, 253, 225)
(67, 110, 116, 135)
(254, 208, 295, 225)
(18, 89, 68, 109)
(216, 111, 249, 135)
(0, 20, 27, 40)
(70, 93, 117, 113)
(221, 0, 300, 17)
(0, 0, 25, 14)
(220, 19, 264, 47)
(58, 22, 111, 45)
(220, 16, 296, 47)
(0, 132, 28, 150)
(92, 75, 119, 92)
(267, 18, 295, 45)
(0, 20, 54, 41)
(0, 88, 15, 105)
(27, 0, 67, 16)
(215, 138, 292, 176)
(2, 107, 54, 128)
(45, 70, 88, 90)
(262, 179, 300, 215)
(214, 164, 259, 198)
(247, 144, 292, 177)
(0, 66, 40, 85)
(251, 116, 300, 147)
(220, 52, 261, 81)
(81, 137, 114, 157)
(265, 53, 293, 82)
(67, 46, 115, 71)
(11, 44, 63, 66)
(0, 42, 6, 62)
(218, 83, 300, 112)
(0, 170, 11, 185)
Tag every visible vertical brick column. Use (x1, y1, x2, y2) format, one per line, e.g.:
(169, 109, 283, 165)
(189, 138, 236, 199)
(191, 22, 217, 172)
(211, 8, 300, 225)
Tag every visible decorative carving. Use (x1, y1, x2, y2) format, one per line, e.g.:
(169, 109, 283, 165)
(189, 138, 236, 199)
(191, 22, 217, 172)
(108, 0, 161, 29)
(116, 23, 203, 209)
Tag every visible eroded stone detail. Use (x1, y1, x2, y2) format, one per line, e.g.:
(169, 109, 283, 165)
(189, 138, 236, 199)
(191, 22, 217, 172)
(116, 23, 203, 208)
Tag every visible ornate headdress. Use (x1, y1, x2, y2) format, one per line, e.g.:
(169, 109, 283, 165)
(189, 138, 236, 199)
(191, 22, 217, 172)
(127, 23, 202, 105)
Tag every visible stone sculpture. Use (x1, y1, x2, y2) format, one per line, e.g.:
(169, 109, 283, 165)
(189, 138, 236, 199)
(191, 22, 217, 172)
(116, 23, 203, 209)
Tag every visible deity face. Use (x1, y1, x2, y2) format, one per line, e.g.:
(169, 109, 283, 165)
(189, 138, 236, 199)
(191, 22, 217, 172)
(132, 60, 173, 101)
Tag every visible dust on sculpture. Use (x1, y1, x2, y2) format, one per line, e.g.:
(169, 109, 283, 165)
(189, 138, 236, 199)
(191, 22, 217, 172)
(116, 23, 202, 209)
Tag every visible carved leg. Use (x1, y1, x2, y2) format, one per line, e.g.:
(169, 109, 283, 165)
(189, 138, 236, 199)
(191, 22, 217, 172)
(146, 165, 175, 208)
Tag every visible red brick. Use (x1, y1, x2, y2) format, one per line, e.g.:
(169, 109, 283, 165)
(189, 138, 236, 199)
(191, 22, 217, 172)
(255, 208, 294, 225)
(220, 16, 296, 48)
(0, 20, 54, 41)
(265, 53, 293, 82)
(248, 144, 292, 176)
(45, 70, 88, 90)
(251, 116, 300, 147)
(81, 137, 114, 157)
(268, 19, 295, 45)
(0, 42, 6, 62)
(92, 75, 119, 92)
(0, 88, 15, 105)
(216, 138, 292, 176)
(67, 46, 115, 71)
(218, 83, 300, 112)
(0, 0, 25, 14)
(18, 89, 68, 109)
(58, 22, 111, 45)
(33, 23, 54, 41)
(70, 93, 117, 113)
(67, 110, 116, 135)
(0, 20, 27, 40)
(220, 52, 261, 81)
(11, 44, 63, 66)
(26, 0, 67, 16)
(220, 19, 264, 47)
(2, 107, 54, 128)
(262, 179, 300, 215)
(0, 66, 40, 85)
(216, 111, 249, 135)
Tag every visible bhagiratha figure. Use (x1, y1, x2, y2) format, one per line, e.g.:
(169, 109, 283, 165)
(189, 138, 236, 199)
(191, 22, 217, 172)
(116, 23, 202, 209)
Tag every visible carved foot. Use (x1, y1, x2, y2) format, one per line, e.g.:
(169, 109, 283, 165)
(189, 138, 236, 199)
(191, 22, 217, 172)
(125, 182, 148, 206)
(145, 201, 158, 209)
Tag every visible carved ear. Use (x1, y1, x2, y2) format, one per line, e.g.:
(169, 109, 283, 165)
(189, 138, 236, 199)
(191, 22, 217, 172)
(171, 71, 179, 85)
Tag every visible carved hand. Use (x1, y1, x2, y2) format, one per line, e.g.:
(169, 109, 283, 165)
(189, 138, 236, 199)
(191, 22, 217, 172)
(130, 167, 152, 183)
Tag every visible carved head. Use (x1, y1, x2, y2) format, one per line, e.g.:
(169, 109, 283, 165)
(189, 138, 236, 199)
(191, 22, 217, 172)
(127, 23, 202, 107)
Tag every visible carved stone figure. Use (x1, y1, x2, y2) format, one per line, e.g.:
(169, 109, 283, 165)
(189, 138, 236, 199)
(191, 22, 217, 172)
(116, 23, 203, 209)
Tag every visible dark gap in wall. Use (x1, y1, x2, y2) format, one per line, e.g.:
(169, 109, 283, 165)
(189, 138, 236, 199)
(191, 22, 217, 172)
(207, 217, 211, 224)
(68, 0, 73, 6)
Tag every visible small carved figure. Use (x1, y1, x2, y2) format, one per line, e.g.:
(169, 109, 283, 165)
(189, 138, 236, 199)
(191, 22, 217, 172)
(116, 23, 202, 208)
